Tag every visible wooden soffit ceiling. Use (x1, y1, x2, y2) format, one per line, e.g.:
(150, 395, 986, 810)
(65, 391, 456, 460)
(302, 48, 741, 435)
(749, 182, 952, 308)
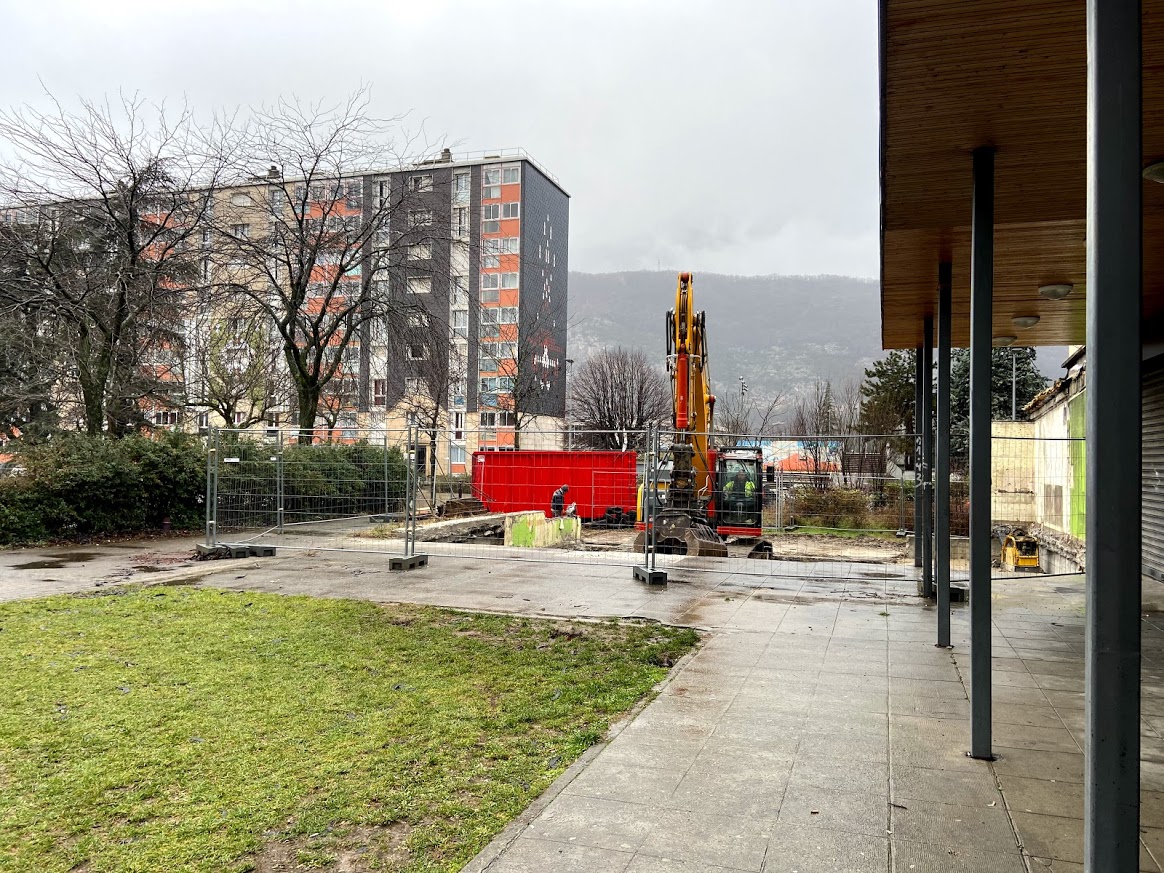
(880, 0, 1164, 349)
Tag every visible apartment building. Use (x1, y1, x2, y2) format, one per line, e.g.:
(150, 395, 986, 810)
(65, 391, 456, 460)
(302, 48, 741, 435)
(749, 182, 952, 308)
(186, 149, 570, 474)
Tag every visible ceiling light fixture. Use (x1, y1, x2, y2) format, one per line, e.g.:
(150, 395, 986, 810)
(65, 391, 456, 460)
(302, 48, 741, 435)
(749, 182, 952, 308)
(1144, 161, 1164, 183)
(1038, 283, 1074, 300)
(993, 335, 1017, 347)
(1012, 315, 1041, 329)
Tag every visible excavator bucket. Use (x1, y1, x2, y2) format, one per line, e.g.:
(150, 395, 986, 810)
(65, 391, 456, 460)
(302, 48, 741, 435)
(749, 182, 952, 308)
(684, 522, 730, 558)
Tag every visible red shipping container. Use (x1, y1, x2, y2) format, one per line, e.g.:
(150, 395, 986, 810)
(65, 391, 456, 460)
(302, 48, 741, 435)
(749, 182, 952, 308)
(471, 450, 637, 521)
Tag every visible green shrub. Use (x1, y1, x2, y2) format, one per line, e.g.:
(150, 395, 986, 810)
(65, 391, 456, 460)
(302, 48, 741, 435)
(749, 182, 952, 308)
(788, 486, 871, 530)
(0, 432, 206, 545)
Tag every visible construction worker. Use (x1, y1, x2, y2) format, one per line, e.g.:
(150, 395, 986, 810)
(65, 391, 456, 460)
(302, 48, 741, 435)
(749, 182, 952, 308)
(724, 470, 755, 499)
(551, 484, 569, 518)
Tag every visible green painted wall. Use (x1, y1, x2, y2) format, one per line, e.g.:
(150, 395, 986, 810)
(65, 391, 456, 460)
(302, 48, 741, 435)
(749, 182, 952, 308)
(1068, 391, 1087, 539)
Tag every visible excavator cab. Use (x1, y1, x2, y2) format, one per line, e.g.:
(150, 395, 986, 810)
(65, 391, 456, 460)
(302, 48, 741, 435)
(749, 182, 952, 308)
(715, 452, 764, 535)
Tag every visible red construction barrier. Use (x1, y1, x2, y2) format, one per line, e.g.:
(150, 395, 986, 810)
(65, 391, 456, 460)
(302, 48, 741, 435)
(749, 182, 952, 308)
(471, 450, 637, 521)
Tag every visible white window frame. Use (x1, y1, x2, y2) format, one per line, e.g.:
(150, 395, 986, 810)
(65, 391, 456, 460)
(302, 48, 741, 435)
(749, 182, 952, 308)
(501, 202, 520, 219)
(407, 276, 432, 295)
(500, 272, 519, 289)
(410, 174, 433, 193)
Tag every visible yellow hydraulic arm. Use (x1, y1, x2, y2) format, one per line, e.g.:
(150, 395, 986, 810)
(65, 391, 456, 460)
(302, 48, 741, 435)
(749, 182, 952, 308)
(667, 273, 715, 502)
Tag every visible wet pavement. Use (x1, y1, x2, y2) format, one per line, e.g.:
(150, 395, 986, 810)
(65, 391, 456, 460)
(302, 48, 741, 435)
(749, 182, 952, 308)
(2, 541, 1162, 870)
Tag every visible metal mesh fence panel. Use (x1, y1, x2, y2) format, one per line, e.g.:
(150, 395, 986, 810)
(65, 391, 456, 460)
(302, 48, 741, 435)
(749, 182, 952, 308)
(206, 425, 1086, 583)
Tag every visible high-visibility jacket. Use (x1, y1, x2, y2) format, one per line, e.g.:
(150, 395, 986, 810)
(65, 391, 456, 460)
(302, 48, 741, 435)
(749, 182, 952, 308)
(724, 479, 755, 496)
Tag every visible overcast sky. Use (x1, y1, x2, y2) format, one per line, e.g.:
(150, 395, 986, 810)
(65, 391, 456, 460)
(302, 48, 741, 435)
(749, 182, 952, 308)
(0, 0, 879, 278)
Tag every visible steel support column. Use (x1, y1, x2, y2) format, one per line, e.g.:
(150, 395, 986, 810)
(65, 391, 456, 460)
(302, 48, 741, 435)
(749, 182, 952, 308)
(1085, 0, 1142, 866)
(922, 314, 934, 598)
(914, 348, 924, 567)
(969, 146, 994, 760)
(936, 264, 952, 647)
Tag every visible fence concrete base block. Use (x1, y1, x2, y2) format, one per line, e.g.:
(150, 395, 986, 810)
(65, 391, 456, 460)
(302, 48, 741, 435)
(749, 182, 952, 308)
(247, 545, 276, 558)
(389, 554, 429, 571)
(369, 513, 404, 523)
(196, 543, 251, 559)
(633, 565, 667, 585)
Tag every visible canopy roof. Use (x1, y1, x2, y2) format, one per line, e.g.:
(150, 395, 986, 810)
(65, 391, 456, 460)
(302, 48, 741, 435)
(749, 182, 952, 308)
(879, 0, 1164, 348)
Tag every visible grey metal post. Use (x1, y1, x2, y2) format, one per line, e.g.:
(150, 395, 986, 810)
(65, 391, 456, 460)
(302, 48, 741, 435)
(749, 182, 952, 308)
(1011, 351, 1017, 421)
(914, 348, 924, 566)
(969, 145, 995, 760)
(276, 431, 284, 534)
(388, 430, 398, 519)
(1085, 0, 1142, 866)
(922, 314, 934, 598)
(936, 263, 953, 647)
(643, 424, 654, 569)
(650, 427, 659, 572)
(204, 427, 215, 547)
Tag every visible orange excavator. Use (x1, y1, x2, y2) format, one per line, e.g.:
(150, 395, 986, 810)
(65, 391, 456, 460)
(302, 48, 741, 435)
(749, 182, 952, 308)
(637, 273, 770, 557)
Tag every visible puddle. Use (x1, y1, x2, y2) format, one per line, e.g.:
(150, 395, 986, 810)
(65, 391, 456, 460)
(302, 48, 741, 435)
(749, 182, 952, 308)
(10, 551, 109, 570)
(131, 565, 166, 573)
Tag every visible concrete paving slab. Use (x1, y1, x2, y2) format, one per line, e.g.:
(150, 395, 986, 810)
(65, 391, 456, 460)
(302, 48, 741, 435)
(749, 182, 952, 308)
(776, 785, 888, 838)
(787, 755, 889, 796)
(486, 836, 634, 872)
(991, 748, 1084, 783)
(761, 824, 887, 872)
(527, 794, 661, 854)
(891, 800, 1020, 854)
(892, 764, 1001, 807)
(892, 841, 1027, 873)
(636, 809, 771, 872)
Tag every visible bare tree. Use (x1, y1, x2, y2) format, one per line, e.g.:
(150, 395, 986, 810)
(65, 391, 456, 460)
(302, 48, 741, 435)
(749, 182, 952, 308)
(179, 292, 287, 429)
(397, 319, 467, 501)
(211, 88, 443, 443)
(492, 279, 569, 449)
(789, 380, 837, 487)
(567, 347, 670, 450)
(0, 93, 236, 436)
(714, 387, 785, 440)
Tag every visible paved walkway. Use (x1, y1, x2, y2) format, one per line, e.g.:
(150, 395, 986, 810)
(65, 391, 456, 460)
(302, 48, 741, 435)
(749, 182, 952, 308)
(3, 542, 1163, 870)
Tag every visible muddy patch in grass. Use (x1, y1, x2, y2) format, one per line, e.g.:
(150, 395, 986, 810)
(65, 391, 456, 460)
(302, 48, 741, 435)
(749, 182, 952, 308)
(254, 822, 411, 873)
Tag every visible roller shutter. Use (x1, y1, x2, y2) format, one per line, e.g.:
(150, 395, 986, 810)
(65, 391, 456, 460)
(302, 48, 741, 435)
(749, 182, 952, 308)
(1143, 358, 1164, 580)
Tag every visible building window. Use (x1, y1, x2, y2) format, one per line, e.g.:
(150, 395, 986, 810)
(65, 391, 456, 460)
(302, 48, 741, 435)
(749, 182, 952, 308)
(201, 257, 211, 281)
(405, 377, 423, 396)
(409, 210, 433, 228)
(197, 411, 210, 429)
(451, 444, 466, 464)
(482, 203, 500, 234)
(373, 379, 387, 406)
(408, 343, 426, 360)
(231, 224, 250, 239)
(480, 273, 500, 290)
(153, 410, 178, 426)
(408, 242, 432, 260)
(500, 272, 519, 289)
(407, 311, 430, 328)
(409, 174, 433, 192)
(452, 412, 465, 440)
(407, 276, 432, 295)
(453, 206, 469, 238)
(501, 237, 519, 254)
(266, 412, 281, 427)
(502, 165, 520, 184)
(498, 306, 518, 324)
(233, 411, 247, 425)
(451, 276, 468, 306)
(452, 172, 470, 201)
(452, 309, 468, 336)
(480, 411, 497, 427)
(501, 202, 520, 219)
(480, 287, 499, 303)
(482, 255, 500, 269)
(377, 180, 393, 208)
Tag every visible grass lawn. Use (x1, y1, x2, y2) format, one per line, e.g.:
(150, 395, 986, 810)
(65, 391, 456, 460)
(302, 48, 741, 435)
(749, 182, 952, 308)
(0, 587, 697, 872)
